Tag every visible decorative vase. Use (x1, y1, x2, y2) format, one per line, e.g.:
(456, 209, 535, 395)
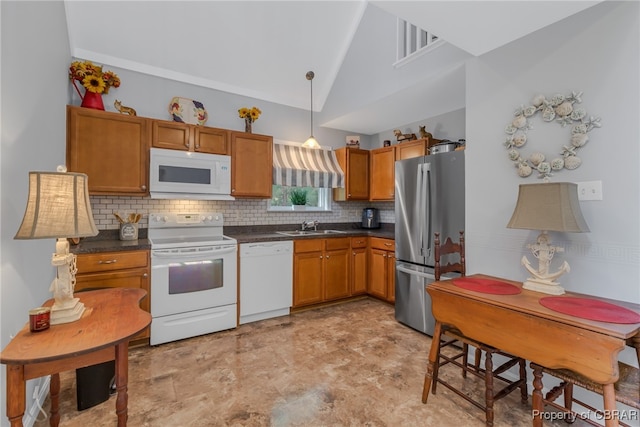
(244, 117, 252, 133)
(81, 90, 105, 110)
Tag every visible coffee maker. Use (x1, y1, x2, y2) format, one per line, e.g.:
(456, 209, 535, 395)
(361, 207, 380, 229)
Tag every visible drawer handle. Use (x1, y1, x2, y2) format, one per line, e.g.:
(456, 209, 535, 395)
(384, 243, 392, 247)
(98, 259, 117, 264)
(143, 273, 148, 278)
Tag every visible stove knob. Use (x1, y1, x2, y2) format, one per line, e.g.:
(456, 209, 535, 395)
(207, 215, 214, 221)
(162, 216, 169, 222)
(200, 215, 205, 221)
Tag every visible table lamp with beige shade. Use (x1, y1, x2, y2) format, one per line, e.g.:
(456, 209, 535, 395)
(14, 166, 98, 324)
(507, 182, 589, 295)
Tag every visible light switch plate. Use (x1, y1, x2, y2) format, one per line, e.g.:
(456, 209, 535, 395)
(576, 180, 603, 201)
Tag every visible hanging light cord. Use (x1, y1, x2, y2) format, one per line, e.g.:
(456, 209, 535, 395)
(307, 71, 315, 137)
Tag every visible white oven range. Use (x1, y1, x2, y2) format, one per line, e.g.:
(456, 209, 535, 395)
(148, 212, 237, 345)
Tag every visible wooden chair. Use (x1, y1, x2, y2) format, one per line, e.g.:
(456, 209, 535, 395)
(530, 339, 639, 427)
(422, 231, 529, 427)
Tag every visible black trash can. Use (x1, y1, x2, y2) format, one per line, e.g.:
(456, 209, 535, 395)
(76, 360, 115, 410)
(75, 287, 116, 411)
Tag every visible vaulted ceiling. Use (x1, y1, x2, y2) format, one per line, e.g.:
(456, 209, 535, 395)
(65, 1, 600, 135)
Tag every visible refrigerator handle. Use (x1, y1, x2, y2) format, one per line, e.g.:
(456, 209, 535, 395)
(422, 162, 432, 259)
(417, 163, 425, 257)
(396, 263, 435, 280)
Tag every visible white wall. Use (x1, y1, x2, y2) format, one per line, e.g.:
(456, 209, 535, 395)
(465, 1, 639, 365)
(0, 2, 71, 425)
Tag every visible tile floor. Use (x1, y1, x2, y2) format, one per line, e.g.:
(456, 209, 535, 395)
(34, 298, 588, 426)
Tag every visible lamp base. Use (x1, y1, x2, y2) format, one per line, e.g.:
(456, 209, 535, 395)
(50, 298, 85, 325)
(522, 278, 566, 295)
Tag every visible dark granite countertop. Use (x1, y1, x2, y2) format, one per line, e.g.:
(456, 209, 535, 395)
(70, 223, 394, 253)
(70, 229, 151, 254)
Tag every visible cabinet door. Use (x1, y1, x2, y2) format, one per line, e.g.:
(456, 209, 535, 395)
(324, 248, 350, 300)
(370, 146, 395, 201)
(346, 149, 369, 200)
(75, 268, 150, 340)
(351, 246, 368, 295)
(333, 148, 369, 201)
(368, 248, 388, 299)
(387, 251, 396, 303)
(396, 139, 427, 160)
(67, 106, 149, 195)
(152, 120, 191, 151)
(194, 127, 229, 154)
(231, 132, 273, 198)
(293, 251, 323, 307)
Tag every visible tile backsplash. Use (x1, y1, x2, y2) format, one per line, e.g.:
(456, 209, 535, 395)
(91, 196, 395, 230)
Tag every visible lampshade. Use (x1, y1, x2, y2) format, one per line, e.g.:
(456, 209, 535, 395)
(15, 170, 98, 240)
(507, 182, 589, 233)
(301, 70, 321, 149)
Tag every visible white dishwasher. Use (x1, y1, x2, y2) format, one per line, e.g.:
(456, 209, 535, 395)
(239, 241, 293, 325)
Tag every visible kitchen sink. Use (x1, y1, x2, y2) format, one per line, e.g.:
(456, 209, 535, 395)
(276, 230, 346, 237)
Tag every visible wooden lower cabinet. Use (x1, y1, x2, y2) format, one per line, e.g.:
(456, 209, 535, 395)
(351, 237, 368, 295)
(368, 238, 396, 303)
(293, 238, 350, 308)
(74, 250, 150, 345)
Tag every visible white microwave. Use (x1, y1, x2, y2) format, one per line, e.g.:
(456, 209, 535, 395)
(149, 148, 234, 200)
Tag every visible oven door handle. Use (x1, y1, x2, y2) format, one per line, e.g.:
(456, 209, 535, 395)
(152, 246, 236, 258)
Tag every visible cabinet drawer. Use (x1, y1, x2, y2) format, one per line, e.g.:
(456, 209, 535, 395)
(294, 239, 323, 253)
(77, 250, 149, 273)
(370, 238, 395, 252)
(325, 237, 350, 251)
(350, 237, 368, 249)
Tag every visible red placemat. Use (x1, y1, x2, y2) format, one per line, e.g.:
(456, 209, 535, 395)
(540, 296, 640, 324)
(452, 278, 521, 295)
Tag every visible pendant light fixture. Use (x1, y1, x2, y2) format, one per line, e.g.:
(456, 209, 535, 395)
(302, 71, 321, 149)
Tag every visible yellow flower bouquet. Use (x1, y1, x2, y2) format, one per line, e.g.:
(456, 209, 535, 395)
(69, 60, 120, 95)
(238, 106, 261, 133)
(238, 106, 262, 122)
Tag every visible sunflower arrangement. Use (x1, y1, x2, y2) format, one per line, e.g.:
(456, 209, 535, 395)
(238, 106, 262, 123)
(69, 60, 121, 95)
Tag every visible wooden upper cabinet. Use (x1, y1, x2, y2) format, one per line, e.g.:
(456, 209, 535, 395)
(369, 146, 396, 201)
(333, 147, 369, 201)
(396, 137, 441, 160)
(230, 131, 273, 198)
(66, 105, 150, 195)
(152, 120, 229, 154)
(195, 126, 229, 154)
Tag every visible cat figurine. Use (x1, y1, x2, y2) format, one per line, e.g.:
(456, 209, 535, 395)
(114, 100, 137, 116)
(419, 125, 433, 139)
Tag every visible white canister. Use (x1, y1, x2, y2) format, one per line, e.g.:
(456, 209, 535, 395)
(119, 223, 138, 241)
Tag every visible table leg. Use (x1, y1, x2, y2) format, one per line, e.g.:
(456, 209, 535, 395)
(602, 383, 619, 427)
(6, 365, 25, 427)
(531, 364, 543, 427)
(49, 373, 60, 427)
(114, 342, 129, 427)
(422, 321, 442, 404)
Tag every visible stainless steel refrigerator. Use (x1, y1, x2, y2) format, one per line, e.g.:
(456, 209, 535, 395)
(394, 150, 465, 336)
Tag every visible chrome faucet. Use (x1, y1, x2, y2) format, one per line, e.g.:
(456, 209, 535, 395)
(301, 220, 319, 231)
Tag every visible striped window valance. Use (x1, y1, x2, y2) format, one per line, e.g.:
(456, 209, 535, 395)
(273, 144, 345, 188)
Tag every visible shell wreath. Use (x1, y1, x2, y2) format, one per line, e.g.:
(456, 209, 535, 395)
(504, 91, 601, 180)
